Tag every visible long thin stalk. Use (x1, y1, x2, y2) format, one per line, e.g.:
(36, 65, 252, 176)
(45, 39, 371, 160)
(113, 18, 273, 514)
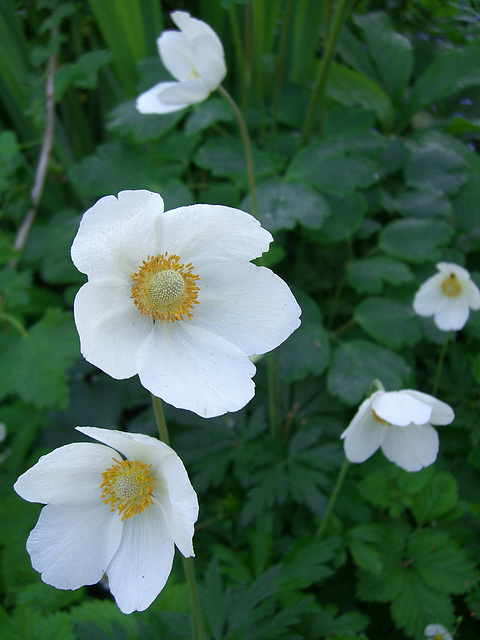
(12, 27, 57, 261)
(432, 333, 451, 397)
(217, 84, 258, 218)
(317, 460, 350, 537)
(299, 0, 351, 147)
(150, 394, 205, 640)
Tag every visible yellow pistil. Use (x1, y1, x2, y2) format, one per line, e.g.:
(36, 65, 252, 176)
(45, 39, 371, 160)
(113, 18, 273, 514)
(100, 458, 154, 521)
(131, 252, 200, 322)
(371, 410, 391, 426)
(441, 272, 462, 298)
(433, 635, 443, 640)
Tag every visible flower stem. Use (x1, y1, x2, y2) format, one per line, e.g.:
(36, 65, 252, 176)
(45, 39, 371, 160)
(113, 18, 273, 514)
(316, 459, 350, 538)
(432, 333, 451, 397)
(217, 84, 258, 219)
(299, 0, 351, 147)
(150, 395, 205, 640)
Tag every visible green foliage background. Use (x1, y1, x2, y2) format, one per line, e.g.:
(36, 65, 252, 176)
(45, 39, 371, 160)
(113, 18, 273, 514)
(1, 0, 480, 638)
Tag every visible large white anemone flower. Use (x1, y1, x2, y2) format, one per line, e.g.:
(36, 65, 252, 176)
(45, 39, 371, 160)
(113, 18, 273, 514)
(424, 623, 453, 640)
(136, 11, 226, 115)
(341, 389, 454, 472)
(71, 190, 301, 417)
(413, 262, 480, 331)
(13, 427, 198, 614)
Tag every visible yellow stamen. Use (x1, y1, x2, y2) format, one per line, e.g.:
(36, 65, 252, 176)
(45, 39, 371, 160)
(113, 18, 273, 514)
(371, 410, 391, 426)
(433, 635, 443, 640)
(100, 458, 154, 521)
(131, 252, 200, 322)
(441, 272, 461, 298)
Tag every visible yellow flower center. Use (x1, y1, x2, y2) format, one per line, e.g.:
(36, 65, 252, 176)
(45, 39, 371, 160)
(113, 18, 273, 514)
(441, 273, 461, 298)
(131, 252, 200, 322)
(371, 409, 391, 426)
(433, 635, 443, 640)
(100, 458, 154, 521)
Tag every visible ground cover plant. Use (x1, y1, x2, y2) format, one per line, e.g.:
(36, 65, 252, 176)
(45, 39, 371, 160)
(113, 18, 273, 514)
(1, 0, 480, 638)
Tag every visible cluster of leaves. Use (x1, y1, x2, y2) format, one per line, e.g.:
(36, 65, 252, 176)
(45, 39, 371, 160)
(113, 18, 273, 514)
(1, 1, 480, 639)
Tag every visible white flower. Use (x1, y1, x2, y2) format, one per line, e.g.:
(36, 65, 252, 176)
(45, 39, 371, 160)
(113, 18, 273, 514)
(136, 11, 226, 115)
(413, 262, 480, 331)
(424, 623, 453, 640)
(341, 389, 454, 472)
(13, 427, 198, 614)
(71, 190, 301, 418)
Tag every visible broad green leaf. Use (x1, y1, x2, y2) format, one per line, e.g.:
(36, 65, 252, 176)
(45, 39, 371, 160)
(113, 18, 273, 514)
(241, 178, 330, 231)
(353, 12, 413, 102)
(279, 290, 330, 381)
(327, 63, 395, 130)
(184, 97, 234, 135)
(0, 608, 76, 640)
(310, 192, 368, 243)
(405, 143, 467, 195)
(0, 309, 78, 408)
(401, 40, 480, 127)
(348, 540, 383, 575)
(309, 607, 369, 637)
(409, 472, 458, 526)
(354, 298, 422, 348)
(346, 257, 414, 294)
(54, 50, 113, 100)
(379, 218, 453, 263)
(327, 340, 410, 406)
(195, 136, 276, 180)
(323, 105, 377, 138)
(394, 189, 452, 218)
(107, 100, 183, 142)
(278, 536, 342, 592)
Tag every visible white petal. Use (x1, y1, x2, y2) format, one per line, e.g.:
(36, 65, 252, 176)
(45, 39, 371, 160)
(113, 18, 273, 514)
(462, 278, 480, 310)
(14, 443, 116, 505)
(136, 82, 190, 115)
(73, 281, 152, 379)
(192, 33, 226, 88)
(106, 502, 174, 614)
(437, 262, 470, 280)
(158, 204, 272, 266)
(434, 297, 469, 330)
(77, 427, 170, 462)
(413, 273, 444, 316)
(71, 190, 163, 280)
(341, 395, 384, 463)
(192, 261, 300, 355)
(381, 423, 439, 471)
(402, 390, 454, 425)
(156, 78, 211, 106)
(372, 390, 432, 427)
(171, 11, 221, 44)
(158, 31, 195, 81)
(27, 502, 122, 590)
(136, 322, 256, 417)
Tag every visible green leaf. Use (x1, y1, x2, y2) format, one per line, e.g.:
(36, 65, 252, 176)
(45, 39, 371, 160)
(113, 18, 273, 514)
(184, 97, 234, 135)
(310, 192, 368, 243)
(279, 290, 330, 381)
(0, 309, 78, 408)
(409, 472, 459, 526)
(54, 50, 113, 100)
(242, 179, 330, 231)
(195, 136, 276, 180)
(278, 536, 342, 592)
(353, 12, 413, 102)
(107, 100, 183, 142)
(327, 63, 395, 130)
(348, 540, 383, 575)
(379, 218, 453, 263)
(402, 40, 480, 127)
(0, 608, 76, 640)
(393, 189, 452, 218)
(327, 340, 410, 406)
(346, 257, 414, 294)
(354, 298, 422, 348)
(405, 143, 467, 195)
(0, 130, 22, 196)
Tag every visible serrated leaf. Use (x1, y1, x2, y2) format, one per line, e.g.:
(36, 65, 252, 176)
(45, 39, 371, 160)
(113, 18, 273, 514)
(327, 340, 410, 406)
(278, 536, 342, 592)
(409, 472, 458, 526)
(309, 606, 369, 637)
(348, 540, 383, 575)
(346, 257, 414, 294)
(195, 136, 276, 180)
(0, 607, 76, 640)
(379, 218, 453, 263)
(242, 179, 330, 231)
(405, 144, 467, 195)
(354, 297, 422, 348)
(107, 100, 183, 142)
(0, 309, 78, 408)
(184, 97, 234, 135)
(279, 290, 330, 381)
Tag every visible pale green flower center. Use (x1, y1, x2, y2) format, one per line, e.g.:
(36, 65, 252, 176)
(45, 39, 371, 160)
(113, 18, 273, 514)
(441, 273, 461, 298)
(130, 252, 200, 322)
(100, 458, 154, 521)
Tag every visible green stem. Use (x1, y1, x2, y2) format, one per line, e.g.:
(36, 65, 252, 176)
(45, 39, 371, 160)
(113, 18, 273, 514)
(299, 0, 351, 147)
(150, 395, 205, 640)
(432, 333, 451, 397)
(317, 459, 350, 538)
(0, 311, 28, 337)
(217, 84, 258, 219)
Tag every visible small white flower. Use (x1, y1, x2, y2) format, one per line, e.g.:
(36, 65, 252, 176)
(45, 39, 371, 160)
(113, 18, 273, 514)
(71, 190, 301, 418)
(136, 11, 226, 115)
(424, 623, 453, 640)
(341, 389, 454, 472)
(413, 262, 480, 331)
(14, 427, 198, 614)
